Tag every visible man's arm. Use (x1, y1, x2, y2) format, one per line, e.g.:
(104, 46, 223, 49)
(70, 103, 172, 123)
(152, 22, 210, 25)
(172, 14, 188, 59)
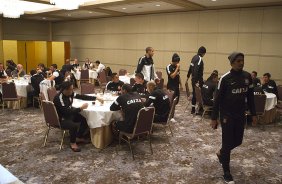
(110, 97, 122, 111)
(167, 64, 180, 79)
(74, 93, 97, 101)
(54, 95, 81, 117)
(144, 95, 155, 107)
(136, 57, 144, 73)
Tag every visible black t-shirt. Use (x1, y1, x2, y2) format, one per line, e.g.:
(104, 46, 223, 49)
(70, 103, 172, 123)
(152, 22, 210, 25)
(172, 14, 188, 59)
(166, 64, 180, 89)
(252, 77, 261, 87)
(262, 80, 278, 96)
(145, 88, 170, 119)
(110, 92, 144, 133)
(132, 81, 148, 97)
(106, 81, 124, 92)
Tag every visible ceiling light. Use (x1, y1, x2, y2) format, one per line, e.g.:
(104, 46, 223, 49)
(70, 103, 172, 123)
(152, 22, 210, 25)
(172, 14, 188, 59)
(122, 7, 126, 10)
(212, 0, 217, 1)
(50, 0, 87, 10)
(42, 17, 46, 19)
(89, 11, 93, 13)
(155, 4, 161, 7)
(0, 0, 24, 18)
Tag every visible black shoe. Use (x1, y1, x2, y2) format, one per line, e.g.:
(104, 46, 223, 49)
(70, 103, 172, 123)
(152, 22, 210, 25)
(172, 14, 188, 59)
(216, 152, 222, 165)
(191, 108, 195, 114)
(223, 172, 235, 184)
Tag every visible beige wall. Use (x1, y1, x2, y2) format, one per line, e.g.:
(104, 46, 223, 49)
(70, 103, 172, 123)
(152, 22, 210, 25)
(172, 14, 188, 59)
(51, 6, 282, 85)
(2, 19, 50, 41)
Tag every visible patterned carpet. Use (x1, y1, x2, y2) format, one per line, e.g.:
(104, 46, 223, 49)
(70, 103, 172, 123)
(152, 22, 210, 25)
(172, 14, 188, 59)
(0, 94, 281, 184)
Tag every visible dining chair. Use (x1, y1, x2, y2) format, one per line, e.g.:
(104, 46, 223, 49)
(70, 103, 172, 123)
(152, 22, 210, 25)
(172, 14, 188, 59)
(80, 83, 95, 95)
(194, 86, 213, 122)
(1, 82, 22, 111)
(119, 69, 127, 76)
(47, 87, 58, 102)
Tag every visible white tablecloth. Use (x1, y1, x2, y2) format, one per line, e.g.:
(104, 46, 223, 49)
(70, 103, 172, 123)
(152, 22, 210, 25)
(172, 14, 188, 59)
(72, 70, 98, 80)
(14, 79, 29, 97)
(265, 92, 277, 111)
(0, 164, 23, 184)
(40, 79, 55, 101)
(72, 95, 123, 129)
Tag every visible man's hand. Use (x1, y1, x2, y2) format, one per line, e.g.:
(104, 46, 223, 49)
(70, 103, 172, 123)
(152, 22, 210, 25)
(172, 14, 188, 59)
(80, 103, 88, 110)
(211, 120, 218, 129)
(252, 116, 257, 126)
(97, 97, 104, 104)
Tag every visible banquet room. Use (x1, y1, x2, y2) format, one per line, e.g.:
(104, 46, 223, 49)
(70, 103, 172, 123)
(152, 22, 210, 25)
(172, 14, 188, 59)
(0, 0, 282, 183)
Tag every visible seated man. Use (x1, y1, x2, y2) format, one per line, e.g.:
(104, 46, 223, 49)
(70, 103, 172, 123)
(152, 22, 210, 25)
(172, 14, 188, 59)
(201, 72, 218, 106)
(262, 73, 278, 96)
(0, 63, 8, 79)
(37, 63, 49, 78)
(28, 69, 44, 107)
(94, 60, 105, 74)
(251, 71, 261, 87)
(61, 59, 75, 77)
(48, 64, 64, 90)
(110, 84, 144, 134)
(145, 81, 170, 122)
(106, 73, 124, 93)
(132, 73, 148, 97)
(11, 64, 26, 78)
(53, 81, 103, 152)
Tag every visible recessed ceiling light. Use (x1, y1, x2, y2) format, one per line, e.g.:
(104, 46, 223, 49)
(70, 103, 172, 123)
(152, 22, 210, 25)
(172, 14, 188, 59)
(89, 11, 93, 13)
(42, 17, 46, 20)
(122, 7, 126, 10)
(156, 4, 161, 7)
(212, 0, 217, 1)
(67, 14, 71, 16)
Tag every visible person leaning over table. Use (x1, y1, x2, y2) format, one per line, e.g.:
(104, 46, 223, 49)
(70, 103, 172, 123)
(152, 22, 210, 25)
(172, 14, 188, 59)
(110, 84, 144, 135)
(53, 81, 104, 152)
(145, 81, 170, 123)
(106, 72, 124, 94)
(132, 72, 148, 98)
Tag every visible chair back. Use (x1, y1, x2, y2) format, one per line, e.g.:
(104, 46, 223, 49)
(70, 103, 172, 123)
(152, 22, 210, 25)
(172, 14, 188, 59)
(2, 82, 18, 100)
(164, 89, 174, 107)
(81, 83, 95, 95)
(194, 86, 203, 106)
(119, 69, 127, 76)
(278, 85, 282, 101)
(254, 94, 267, 115)
(80, 69, 89, 80)
(185, 81, 190, 98)
(133, 107, 155, 135)
(98, 70, 107, 84)
(156, 71, 162, 79)
(47, 87, 57, 102)
(167, 97, 178, 123)
(130, 78, 135, 86)
(41, 100, 61, 128)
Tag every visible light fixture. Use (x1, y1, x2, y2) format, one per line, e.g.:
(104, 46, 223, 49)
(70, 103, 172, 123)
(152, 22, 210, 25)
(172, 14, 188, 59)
(122, 7, 126, 10)
(0, 0, 24, 18)
(155, 4, 161, 7)
(50, 0, 86, 10)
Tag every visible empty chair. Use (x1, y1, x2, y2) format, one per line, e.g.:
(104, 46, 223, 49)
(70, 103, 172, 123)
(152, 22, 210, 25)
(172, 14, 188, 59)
(41, 100, 67, 150)
(153, 97, 178, 137)
(119, 69, 127, 76)
(1, 82, 22, 110)
(47, 87, 57, 102)
(194, 86, 213, 121)
(184, 81, 192, 112)
(80, 83, 95, 95)
(119, 107, 155, 160)
(97, 70, 108, 91)
(80, 69, 89, 83)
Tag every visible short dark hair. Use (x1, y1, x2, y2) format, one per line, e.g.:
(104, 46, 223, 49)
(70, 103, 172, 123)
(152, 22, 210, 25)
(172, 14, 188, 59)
(51, 64, 57, 69)
(60, 81, 73, 91)
(38, 63, 45, 68)
(146, 47, 153, 53)
(30, 69, 37, 76)
(263, 73, 271, 78)
(135, 73, 144, 80)
(122, 84, 132, 93)
(95, 60, 100, 64)
(252, 71, 257, 76)
(111, 72, 118, 79)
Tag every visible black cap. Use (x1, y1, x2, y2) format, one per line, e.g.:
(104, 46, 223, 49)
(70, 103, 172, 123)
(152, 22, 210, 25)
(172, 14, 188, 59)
(198, 46, 206, 55)
(228, 52, 244, 64)
(172, 53, 180, 62)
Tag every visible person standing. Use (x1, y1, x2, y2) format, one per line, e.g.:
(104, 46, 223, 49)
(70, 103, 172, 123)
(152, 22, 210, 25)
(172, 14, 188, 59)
(211, 52, 257, 183)
(187, 46, 206, 114)
(136, 47, 159, 82)
(166, 53, 181, 104)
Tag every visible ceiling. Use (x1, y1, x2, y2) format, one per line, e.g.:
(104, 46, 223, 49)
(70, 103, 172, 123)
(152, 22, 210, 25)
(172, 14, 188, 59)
(3, 0, 282, 21)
